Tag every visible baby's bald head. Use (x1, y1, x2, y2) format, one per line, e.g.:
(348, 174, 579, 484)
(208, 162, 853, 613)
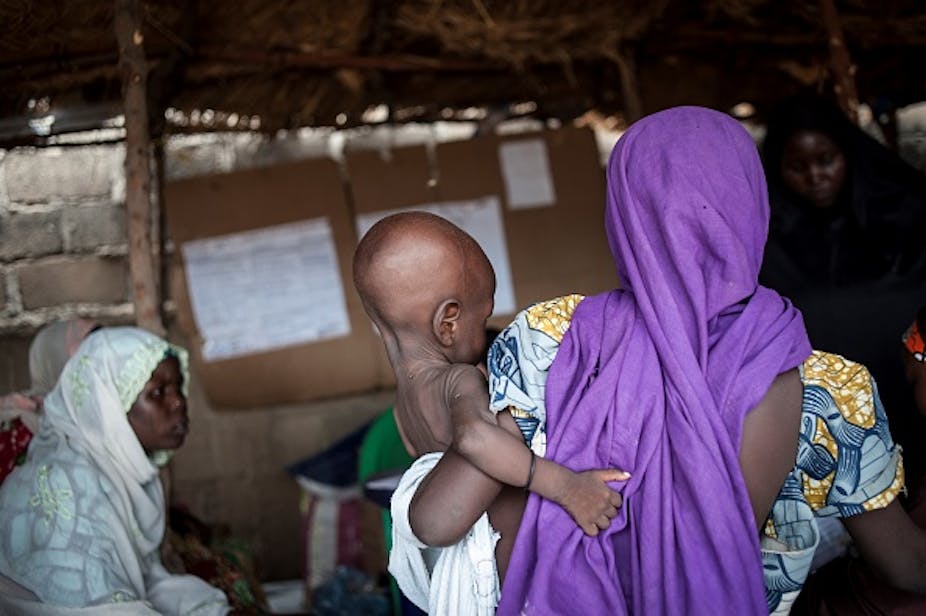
(353, 212, 494, 335)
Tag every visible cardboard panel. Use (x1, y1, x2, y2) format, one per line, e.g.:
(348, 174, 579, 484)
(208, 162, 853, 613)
(164, 129, 616, 407)
(347, 146, 438, 214)
(345, 145, 438, 388)
(435, 126, 617, 323)
(165, 159, 380, 409)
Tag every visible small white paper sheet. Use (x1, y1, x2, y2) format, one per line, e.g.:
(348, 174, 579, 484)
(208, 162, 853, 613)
(182, 218, 351, 361)
(355, 196, 517, 315)
(498, 138, 556, 209)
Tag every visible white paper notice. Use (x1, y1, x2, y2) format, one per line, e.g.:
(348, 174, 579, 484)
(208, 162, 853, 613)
(498, 138, 556, 209)
(355, 196, 517, 315)
(182, 218, 351, 361)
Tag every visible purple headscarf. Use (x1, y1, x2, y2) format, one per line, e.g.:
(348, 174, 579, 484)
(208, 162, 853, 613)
(498, 107, 812, 614)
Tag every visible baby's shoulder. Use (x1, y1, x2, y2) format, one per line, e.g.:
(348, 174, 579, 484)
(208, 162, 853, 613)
(445, 363, 488, 399)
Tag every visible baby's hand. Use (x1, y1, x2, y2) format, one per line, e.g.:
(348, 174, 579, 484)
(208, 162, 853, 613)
(559, 469, 628, 536)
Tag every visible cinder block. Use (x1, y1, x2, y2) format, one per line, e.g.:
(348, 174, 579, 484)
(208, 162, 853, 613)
(0, 334, 33, 393)
(4, 146, 116, 204)
(235, 132, 330, 171)
(0, 151, 10, 207)
(0, 210, 63, 260)
(18, 256, 128, 308)
(63, 203, 127, 251)
(165, 139, 235, 180)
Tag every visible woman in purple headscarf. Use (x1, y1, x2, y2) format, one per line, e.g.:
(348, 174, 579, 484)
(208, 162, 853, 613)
(390, 107, 925, 614)
(493, 106, 812, 614)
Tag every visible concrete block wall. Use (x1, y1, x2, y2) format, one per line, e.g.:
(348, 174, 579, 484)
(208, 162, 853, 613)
(0, 145, 133, 335)
(0, 127, 373, 335)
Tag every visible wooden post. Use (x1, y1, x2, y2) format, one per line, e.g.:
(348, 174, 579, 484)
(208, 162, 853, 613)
(153, 141, 167, 310)
(819, 0, 860, 124)
(115, 0, 165, 336)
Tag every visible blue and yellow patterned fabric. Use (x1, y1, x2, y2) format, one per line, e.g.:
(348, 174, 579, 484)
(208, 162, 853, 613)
(763, 351, 904, 615)
(486, 294, 584, 457)
(487, 297, 905, 615)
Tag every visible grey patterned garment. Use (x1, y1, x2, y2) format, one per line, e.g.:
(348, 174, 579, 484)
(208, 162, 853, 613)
(0, 327, 229, 615)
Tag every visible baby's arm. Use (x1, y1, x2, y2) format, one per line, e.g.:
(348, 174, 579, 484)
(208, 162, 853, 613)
(447, 365, 627, 536)
(409, 446, 507, 546)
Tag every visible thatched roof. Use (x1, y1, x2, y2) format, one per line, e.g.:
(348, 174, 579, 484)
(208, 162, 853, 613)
(1, 0, 925, 145)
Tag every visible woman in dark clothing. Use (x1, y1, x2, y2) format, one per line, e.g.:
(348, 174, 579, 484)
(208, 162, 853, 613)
(760, 91, 926, 494)
(761, 92, 926, 287)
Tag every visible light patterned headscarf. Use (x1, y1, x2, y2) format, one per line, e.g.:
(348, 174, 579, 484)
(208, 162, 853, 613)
(0, 319, 100, 434)
(0, 328, 227, 614)
(40, 326, 189, 475)
(28, 318, 101, 397)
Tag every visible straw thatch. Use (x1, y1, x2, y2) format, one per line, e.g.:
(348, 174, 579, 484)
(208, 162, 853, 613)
(1, 0, 925, 144)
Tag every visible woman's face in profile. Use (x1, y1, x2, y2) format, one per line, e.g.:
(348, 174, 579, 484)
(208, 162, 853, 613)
(127, 356, 189, 453)
(780, 129, 847, 209)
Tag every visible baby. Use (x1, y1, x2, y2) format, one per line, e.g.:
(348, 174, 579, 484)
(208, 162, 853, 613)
(352, 211, 625, 551)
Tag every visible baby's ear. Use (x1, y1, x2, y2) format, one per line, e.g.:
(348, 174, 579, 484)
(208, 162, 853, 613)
(433, 299, 461, 347)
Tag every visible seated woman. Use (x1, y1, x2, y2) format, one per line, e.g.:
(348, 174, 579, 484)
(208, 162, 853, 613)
(390, 107, 926, 614)
(0, 327, 242, 615)
(760, 92, 926, 492)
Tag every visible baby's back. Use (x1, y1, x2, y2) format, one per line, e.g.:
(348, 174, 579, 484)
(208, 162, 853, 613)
(395, 362, 529, 584)
(394, 363, 474, 457)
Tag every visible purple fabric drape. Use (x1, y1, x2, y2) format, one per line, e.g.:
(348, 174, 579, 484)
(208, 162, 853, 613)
(498, 107, 812, 615)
